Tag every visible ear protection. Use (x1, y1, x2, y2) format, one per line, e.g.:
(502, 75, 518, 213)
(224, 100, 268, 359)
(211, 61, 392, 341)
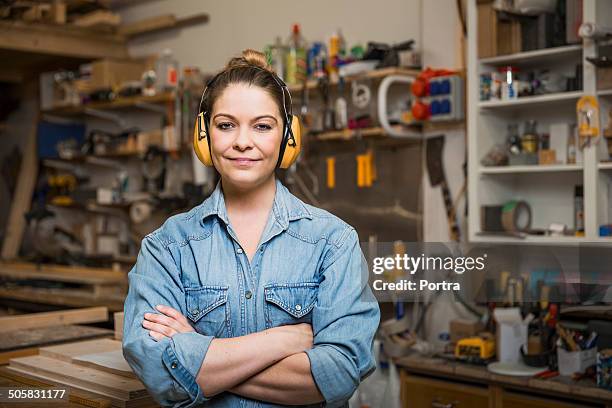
(193, 67, 302, 169)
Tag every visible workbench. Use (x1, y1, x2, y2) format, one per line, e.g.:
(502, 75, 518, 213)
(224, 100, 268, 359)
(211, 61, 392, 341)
(396, 354, 612, 408)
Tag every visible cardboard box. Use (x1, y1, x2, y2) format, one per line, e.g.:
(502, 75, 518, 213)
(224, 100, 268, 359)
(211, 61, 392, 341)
(90, 59, 145, 89)
(597, 67, 612, 92)
(550, 123, 571, 164)
(497, 18, 521, 56)
(558, 347, 597, 376)
(477, 3, 498, 58)
(450, 319, 485, 343)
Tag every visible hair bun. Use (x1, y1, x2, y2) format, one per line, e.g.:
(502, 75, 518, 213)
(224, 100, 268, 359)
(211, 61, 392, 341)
(226, 49, 272, 72)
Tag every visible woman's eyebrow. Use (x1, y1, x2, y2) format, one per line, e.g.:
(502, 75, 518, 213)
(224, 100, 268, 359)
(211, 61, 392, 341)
(212, 113, 236, 121)
(252, 115, 278, 123)
(212, 114, 278, 123)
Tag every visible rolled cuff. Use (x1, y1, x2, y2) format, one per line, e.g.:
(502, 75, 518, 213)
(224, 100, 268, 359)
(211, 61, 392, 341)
(305, 346, 358, 408)
(162, 332, 214, 407)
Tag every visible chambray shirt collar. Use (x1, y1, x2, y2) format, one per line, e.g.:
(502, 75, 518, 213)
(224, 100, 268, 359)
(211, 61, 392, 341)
(199, 178, 312, 228)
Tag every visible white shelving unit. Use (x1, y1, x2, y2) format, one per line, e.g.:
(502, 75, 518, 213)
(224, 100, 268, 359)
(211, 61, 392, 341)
(467, 0, 612, 244)
(479, 164, 583, 175)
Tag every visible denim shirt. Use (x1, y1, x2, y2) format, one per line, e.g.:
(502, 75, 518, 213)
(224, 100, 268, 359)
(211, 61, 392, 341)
(122, 178, 380, 408)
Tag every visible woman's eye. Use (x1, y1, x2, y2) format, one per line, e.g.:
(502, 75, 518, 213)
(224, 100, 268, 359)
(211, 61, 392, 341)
(216, 122, 234, 131)
(255, 123, 273, 131)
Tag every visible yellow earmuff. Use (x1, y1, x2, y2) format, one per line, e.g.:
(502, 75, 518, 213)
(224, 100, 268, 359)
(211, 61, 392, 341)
(193, 111, 302, 169)
(193, 112, 213, 167)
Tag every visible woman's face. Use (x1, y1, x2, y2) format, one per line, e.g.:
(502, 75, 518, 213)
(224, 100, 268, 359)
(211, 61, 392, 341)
(209, 82, 283, 189)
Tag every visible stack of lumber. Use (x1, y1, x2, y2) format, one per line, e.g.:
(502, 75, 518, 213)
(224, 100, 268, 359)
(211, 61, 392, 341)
(0, 307, 112, 364)
(0, 262, 127, 311)
(6, 338, 156, 407)
(2, 308, 155, 407)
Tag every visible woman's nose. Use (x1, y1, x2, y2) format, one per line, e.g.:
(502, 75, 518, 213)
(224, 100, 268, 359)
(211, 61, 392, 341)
(232, 127, 253, 150)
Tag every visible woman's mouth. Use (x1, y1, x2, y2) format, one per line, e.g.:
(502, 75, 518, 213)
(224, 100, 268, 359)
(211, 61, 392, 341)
(228, 157, 261, 167)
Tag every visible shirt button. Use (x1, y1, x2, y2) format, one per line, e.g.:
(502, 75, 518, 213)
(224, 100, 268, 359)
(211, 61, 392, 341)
(171, 361, 178, 369)
(245, 290, 252, 299)
(236, 248, 243, 254)
(295, 304, 302, 311)
(191, 309, 199, 316)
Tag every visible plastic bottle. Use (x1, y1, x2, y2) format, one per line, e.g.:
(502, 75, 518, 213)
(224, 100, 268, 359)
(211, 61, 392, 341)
(265, 36, 286, 80)
(285, 24, 307, 85)
(155, 49, 178, 92)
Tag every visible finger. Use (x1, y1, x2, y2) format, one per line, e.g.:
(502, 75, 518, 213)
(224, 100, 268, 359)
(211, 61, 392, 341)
(149, 330, 166, 342)
(144, 313, 184, 332)
(143, 319, 177, 337)
(156, 305, 190, 325)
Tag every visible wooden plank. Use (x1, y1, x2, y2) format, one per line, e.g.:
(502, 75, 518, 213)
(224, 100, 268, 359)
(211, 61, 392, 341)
(4, 366, 155, 408)
(0, 307, 108, 332)
(0, 262, 126, 285)
(0, 347, 40, 365)
(9, 355, 147, 400)
(1, 325, 112, 352)
(40, 338, 121, 363)
(114, 312, 124, 340)
(74, 350, 135, 379)
(1, 117, 38, 260)
(118, 14, 175, 37)
(0, 21, 127, 59)
(73, 10, 121, 29)
(0, 366, 112, 408)
(118, 13, 208, 38)
(0, 286, 125, 312)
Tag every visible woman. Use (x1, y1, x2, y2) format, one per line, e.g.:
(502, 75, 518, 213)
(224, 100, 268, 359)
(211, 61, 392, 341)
(123, 49, 380, 408)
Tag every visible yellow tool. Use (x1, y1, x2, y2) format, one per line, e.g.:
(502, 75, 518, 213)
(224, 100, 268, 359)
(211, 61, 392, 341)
(356, 154, 366, 187)
(326, 157, 336, 189)
(455, 335, 496, 360)
(576, 95, 600, 148)
(356, 149, 376, 188)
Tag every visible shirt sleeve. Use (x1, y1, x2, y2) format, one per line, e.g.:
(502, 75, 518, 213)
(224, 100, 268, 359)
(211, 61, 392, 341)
(305, 227, 380, 407)
(122, 232, 214, 407)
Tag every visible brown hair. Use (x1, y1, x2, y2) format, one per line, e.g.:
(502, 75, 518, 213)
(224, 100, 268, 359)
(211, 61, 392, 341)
(202, 49, 288, 121)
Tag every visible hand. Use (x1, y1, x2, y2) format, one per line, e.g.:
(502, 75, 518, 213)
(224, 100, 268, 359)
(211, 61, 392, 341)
(143, 305, 195, 341)
(270, 323, 314, 354)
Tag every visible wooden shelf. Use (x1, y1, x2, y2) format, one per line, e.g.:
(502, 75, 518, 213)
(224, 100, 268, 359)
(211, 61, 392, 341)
(43, 92, 175, 115)
(479, 164, 583, 174)
(313, 125, 421, 141)
(0, 21, 127, 82)
(288, 67, 420, 93)
(479, 44, 582, 66)
(478, 91, 583, 109)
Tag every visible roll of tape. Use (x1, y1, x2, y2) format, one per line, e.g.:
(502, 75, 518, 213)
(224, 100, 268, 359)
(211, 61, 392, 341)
(130, 201, 152, 224)
(501, 200, 532, 232)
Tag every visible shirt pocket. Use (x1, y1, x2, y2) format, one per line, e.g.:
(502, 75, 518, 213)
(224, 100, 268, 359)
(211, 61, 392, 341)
(263, 282, 319, 329)
(185, 285, 232, 338)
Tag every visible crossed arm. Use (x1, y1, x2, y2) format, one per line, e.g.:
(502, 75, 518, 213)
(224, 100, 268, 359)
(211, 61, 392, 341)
(143, 305, 324, 405)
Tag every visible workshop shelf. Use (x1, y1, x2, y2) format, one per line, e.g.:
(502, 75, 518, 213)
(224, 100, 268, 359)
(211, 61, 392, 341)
(465, 0, 612, 244)
(479, 164, 583, 175)
(314, 125, 421, 141)
(479, 44, 583, 66)
(42, 92, 176, 116)
(478, 91, 583, 109)
(287, 67, 420, 93)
